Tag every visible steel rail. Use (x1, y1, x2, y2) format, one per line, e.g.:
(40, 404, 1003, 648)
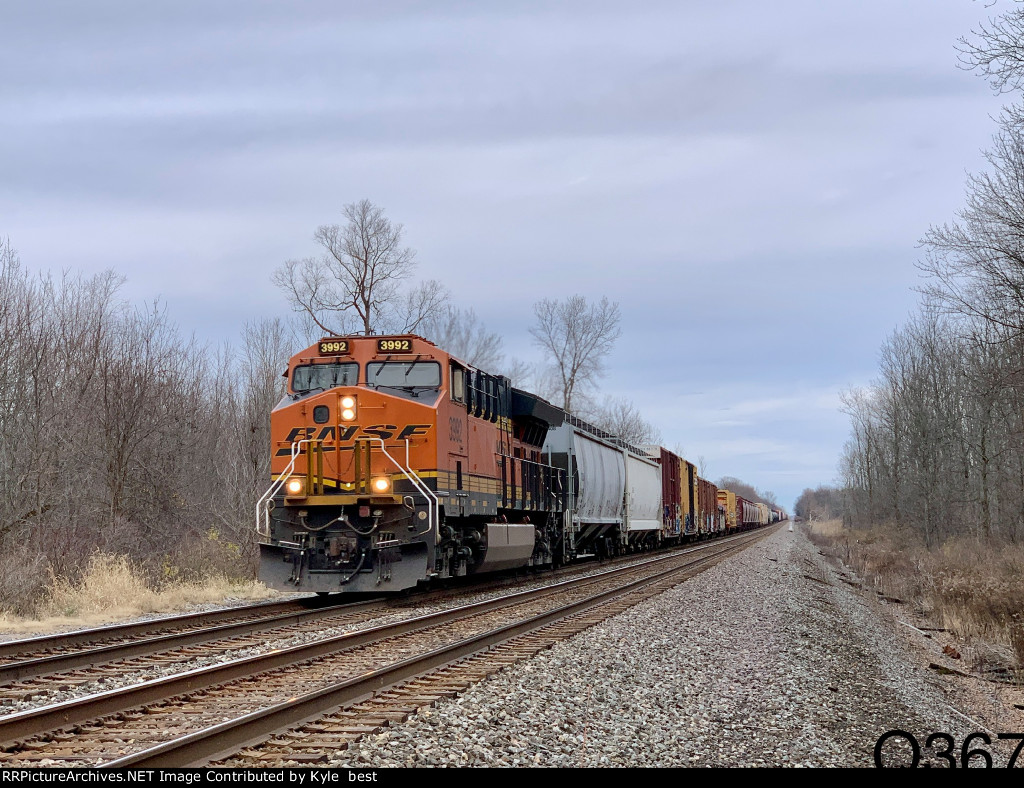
(0, 596, 391, 683)
(106, 532, 769, 767)
(0, 529, 744, 665)
(0, 537, 731, 682)
(0, 597, 347, 662)
(0, 528, 770, 748)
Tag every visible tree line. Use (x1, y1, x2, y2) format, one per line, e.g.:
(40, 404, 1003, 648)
(0, 240, 297, 611)
(822, 6, 1024, 544)
(0, 201, 664, 611)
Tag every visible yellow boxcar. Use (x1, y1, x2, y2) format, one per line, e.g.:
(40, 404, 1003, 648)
(717, 489, 737, 531)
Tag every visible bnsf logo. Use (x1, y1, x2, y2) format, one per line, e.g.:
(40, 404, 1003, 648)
(276, 424, 431, 456)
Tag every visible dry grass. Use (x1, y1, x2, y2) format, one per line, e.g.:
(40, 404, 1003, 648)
(0, 553, 278, 635)
(805, 518, 845, 539)
(809, 521, 1024, 675)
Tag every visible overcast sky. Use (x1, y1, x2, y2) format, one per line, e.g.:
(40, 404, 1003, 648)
(1, 1, 1009, 508)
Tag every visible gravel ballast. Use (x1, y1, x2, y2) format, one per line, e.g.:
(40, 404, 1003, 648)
(0, 550, 720, 715)
(328, 526, 1021, 767)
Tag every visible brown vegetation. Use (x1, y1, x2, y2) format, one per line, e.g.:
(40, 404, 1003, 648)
(0, 240, 291, 617)
(808, 520, 1024, 676)
(715, 476, 778, 508)
(0, 553, 275, 634)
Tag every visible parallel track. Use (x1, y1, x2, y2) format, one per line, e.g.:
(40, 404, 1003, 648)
(0, 526, 776, 766)
(0, 537, 749, 701)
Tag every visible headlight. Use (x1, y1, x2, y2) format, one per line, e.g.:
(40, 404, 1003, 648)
(371, 476, 391, 493)
(340, 395, 356, 421)
(285, 477, 305, 496)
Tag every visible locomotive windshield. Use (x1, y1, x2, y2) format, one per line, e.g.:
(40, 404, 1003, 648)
(292, 362, 359, 394)
(367, 361, 441, 392)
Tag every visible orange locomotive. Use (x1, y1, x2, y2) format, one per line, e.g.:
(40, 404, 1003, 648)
(257, 334, 565, 594)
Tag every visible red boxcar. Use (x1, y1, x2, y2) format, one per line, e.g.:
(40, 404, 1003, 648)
(736, 496, 760, 528)
(659, 447, 681, 536)
(698, 477, 718, 535)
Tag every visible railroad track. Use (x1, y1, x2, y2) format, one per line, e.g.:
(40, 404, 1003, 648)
(0, 526, 776, 767)
(0, 597, 391, 711)
(0, 595, 348, 667)
(0, 541, 742, 712)
(0, 539, 693, 675)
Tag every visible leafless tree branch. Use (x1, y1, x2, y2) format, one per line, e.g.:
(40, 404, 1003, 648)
(529, 295, 621, 413)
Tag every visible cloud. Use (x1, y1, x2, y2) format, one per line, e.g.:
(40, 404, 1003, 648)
(0, 0, 1006, 511)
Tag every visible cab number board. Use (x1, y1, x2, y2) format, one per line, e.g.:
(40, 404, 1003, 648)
(377, 338, 413, 353)
(318, 339, 350, 355)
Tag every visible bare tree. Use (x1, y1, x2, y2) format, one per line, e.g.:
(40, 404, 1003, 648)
(958, 6, 1024, 95)
(204, 318, 293, 563)
(388, 279, 449, 335)
(924, 2, 1024, 342)
(418, 304, 504, 369)
(588, 396, 661, 445)
(794, 486, 844, 521)
(919, 122, 1024, 341)
(511, 361, 567, 406)
(274, 199, 418, 336)
(834, 3, 1024, 544)
(758, 489, 779, 507)
(529, 295, 621, 413)
(715, 476, 770, 505)
(284, 310, 325, 350)
(498, 357, 533, 389)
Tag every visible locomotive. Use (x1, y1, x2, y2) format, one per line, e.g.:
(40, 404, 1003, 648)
(256, 334, 786, 594)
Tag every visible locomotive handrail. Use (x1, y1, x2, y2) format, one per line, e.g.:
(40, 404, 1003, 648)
(364, 437, 439, 541)
(257, 437, 439, 542)
(256, 439, 315, 538)
(404, 438, 440, 539)
(350, 435, 438, 540)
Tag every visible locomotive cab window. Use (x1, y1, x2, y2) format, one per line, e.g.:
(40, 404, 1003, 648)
(450, 364, 466, 403)
(367, 361, 441, 401)
(292, 362, 358, 395)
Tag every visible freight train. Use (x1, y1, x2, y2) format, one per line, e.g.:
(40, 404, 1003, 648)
(257, 334, 786, 594)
